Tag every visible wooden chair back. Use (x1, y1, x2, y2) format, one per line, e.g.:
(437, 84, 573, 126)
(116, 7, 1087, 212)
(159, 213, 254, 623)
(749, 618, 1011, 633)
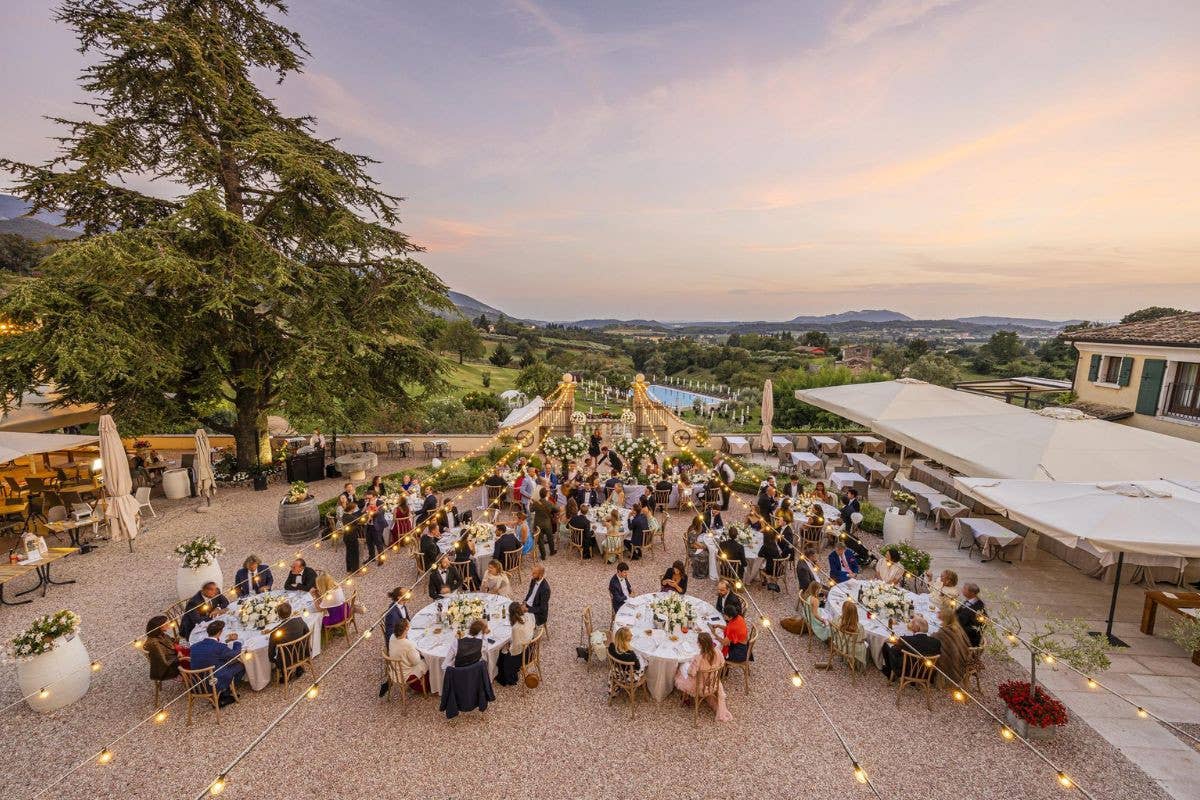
(486, 485, 505, 508)
(452, 558, 476, 591)
(276, 634, 313, 688)
(568, 524, 586, 560)
(692, 663, 724, 726)
(606, 653, 646, 719)
(963, 646, 985, 692)
(502, 548, 524, 582)
(896, 651, 939, 710)
(519, 629, 544, 691)
(830, 625, 864, 683)
(704, 487, 723, 508)
(178, 665, 223, 724)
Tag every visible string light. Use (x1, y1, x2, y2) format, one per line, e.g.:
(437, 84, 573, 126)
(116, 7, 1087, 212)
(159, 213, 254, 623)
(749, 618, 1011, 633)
(154, 709, 168, 724)
(208, 775, 228, 796)
(1000, 726, 1015, 741)
(305, 685, 319, 700)
(853, 763, 868, 784)
(90, 661, 101, 672)
(1057, 773, 1073, 789)
(1136, 707, 1148, 718)
(790, 672, 804, 687)
(96, 749, 112, 765)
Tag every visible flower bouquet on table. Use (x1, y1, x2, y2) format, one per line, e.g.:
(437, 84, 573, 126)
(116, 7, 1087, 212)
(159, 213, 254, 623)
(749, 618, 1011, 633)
(649, 595, 697, 633)
(891, 490, 916, 514)
(445, 597, 486, 633)
(593, 500, 618, 521)
(857, 582, 913, 620)
(8, 610, 82, 660)
(238, 593, 287, 630)
(726, 522, 754, 547)
(462, 522, 495, 543)
(174, 535, 224, 569)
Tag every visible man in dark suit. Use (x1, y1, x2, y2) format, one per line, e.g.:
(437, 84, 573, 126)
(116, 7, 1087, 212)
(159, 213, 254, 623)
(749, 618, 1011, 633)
(282, 558, 318, 592)
(523, 565, 550, 627)
(418, 528, 441, 572)
(233, 557, 273, 597)
(483, 468, 507, 489)
(415, 488, 438, 526)
(703, 507, 724, 532)
(796, 547, 820, 593)
(493, 524, 521, 567)
(714, 579, 736, 616)
(608, 562, 633, 614)
(881, 615, 941, 681)
(267, 601, 310, 674)
(444, 619, 488, 668)
(757, 485, 778, 522)
(383, 587, 411, 640)
(180, 581, 229, 640)
(428, 555, 463, 598)
(838, 488, 873, 563)
(188, 620, 244, 706)
(783, 475, 803, 501)
(601, 446, 623, 473)
(441, 499, 470, 530)
(605, 474, 623, 493)
(361, 492, 388, 563)
(625, 502, 649, 559)
(956, 583, 987, 647)
(828, 542, 860, 583)
(568, 505, 599, 559)
(718, 533, 748, 579)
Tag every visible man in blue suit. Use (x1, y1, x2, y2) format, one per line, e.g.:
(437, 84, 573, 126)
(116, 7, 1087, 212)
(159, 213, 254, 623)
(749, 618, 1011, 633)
(188, 620, 245, 706)
(828, 542, 860, 583)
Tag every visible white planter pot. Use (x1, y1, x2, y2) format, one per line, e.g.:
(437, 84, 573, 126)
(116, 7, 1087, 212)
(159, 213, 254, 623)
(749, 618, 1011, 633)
(883, 507, 916, 546)
(18, 634, 91, 713)
(177, 559, 223, 601)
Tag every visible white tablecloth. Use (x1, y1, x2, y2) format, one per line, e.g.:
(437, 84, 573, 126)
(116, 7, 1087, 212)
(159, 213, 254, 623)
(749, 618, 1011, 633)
(950, 518, 1024, 562)
(771, 435, 794, 453)
(438, 527, 494, 575)
(187, 591, 322, 691)
(824, 580, 940, 669)
(697, 529, 763, 582)
(408, 592, 513, 694)
(830, 471, 868, 494)
(788, 452, 825, 476)
(611, 593, 724, 700)
(668, 481, 706, 509)
(811, 435, 841, 455)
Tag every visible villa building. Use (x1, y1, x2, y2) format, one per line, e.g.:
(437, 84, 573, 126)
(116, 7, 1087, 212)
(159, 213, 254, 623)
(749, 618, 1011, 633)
(1065, 312, 1200, 442)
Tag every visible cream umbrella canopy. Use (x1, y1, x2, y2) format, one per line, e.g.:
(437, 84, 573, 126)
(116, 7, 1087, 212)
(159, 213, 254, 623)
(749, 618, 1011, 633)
(193, 428, 217, 506)
(760, 379, 774, 453)
(99, 415, 141, 552)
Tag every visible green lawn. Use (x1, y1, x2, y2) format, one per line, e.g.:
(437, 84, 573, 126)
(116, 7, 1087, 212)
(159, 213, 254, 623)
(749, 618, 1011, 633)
(440, 359, 521, 397)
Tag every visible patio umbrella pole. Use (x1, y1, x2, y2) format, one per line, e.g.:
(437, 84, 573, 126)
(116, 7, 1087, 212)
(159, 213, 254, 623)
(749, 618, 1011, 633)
(1095, 551, 1129, 647)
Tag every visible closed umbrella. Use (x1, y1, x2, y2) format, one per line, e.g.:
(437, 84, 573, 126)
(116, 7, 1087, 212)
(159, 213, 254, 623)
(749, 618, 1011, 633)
(99, 415, 141, 552)
(760, 379, 774, 453)
(193, 428, 217, 506)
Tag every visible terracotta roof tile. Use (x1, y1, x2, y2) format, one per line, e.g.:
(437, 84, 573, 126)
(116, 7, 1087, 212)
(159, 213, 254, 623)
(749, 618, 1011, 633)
(1067, 312, 1200, 347)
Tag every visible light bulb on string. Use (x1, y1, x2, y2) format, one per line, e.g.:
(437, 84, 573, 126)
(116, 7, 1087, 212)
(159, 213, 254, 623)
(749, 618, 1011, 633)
(1000, 725, 1015, 741)
(97, 748, 113, 765)
(1057, 772, 1073, 789)
(209, 775, 228, 796)
(306, 684, 320, 700)
(790, 672, 803, 687)
(1136, 707, 1148, 718)
(154, 709, 168, 724)
(853, 763, 868, 784)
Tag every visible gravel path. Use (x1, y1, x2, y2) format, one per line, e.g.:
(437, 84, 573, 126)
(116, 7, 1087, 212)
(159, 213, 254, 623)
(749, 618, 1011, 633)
(0, 460, 1173, 800)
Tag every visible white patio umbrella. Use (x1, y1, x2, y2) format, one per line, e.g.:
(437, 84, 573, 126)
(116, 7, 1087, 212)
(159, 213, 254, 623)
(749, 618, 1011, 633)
(795, 378, 1023, 428)
(193, 428, 217, 507)
(99, 415, 141, 552)
(760, 379, 774, 453)
(955, 477, 1200, 644)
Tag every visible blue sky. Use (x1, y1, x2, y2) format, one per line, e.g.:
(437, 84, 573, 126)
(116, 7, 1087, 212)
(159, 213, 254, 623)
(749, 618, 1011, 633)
(3, 0, 1199, 321)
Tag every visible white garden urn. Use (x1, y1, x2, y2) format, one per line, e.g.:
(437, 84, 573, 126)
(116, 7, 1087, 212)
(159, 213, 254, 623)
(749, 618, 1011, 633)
(18, 634, 92, 713)
(882, 506, 916, 546)
(177, 559, 223, 601)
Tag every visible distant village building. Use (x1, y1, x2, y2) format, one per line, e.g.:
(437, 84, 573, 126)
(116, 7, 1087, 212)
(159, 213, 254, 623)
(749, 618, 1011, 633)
(1064, 311, 1200, 443)
(838, 344, 873, 373)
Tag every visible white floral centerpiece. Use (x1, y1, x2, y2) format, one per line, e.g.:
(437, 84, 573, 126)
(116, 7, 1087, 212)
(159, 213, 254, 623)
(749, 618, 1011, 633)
(592, 500, 619, 521)
(891, 490, 916, 513)
(174, 535, 224, 568)
(238, 592, 287, 630)
(445, 597, 486, 633)
(858, 582, 913, 620)
(462, 521, 495, 543)
(727, 522, 755, 546)
(619, 409, 636, 426)
(649, 595, 697, 632)
(543, 434, 588, 468)
(8, 610, 81, 661)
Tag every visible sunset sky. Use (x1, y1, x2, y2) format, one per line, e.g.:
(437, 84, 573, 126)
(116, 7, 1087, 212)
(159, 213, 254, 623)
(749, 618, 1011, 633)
(3, 0, 1199, 321)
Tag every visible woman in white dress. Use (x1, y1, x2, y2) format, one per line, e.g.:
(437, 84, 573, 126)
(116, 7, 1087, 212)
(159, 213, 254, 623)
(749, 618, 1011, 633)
(385, 618, 428, 694)
(479, 559, 511, 595)
(609, 482, 627, 508)
(497, 601, 536, 686)
(876, 547, 906, 585)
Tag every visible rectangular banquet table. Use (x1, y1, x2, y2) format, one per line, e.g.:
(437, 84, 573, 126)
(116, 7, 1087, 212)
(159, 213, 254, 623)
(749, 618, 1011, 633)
(771, 435, 794, 454)
(915, 492, 968, 527)
(848, 435, 886, 455)
(810, 436, 842, 456)
(892, 477, 939, 500)
(1140, 591, 1200, 666)
(788, 451, 825, 477)
(723, 436, 751, 455)
(843, 453, 894, 486)
(950, 518, 1024, 563)
(829, 471, 868, 495)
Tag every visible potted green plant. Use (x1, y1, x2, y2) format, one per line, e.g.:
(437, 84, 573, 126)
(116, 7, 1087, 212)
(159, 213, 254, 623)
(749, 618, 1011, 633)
(247, 463, 272, 491)
(1167, 616, 1200, 665)
(174, 535, 225, 600)
(278, 480, 320, 544)
(892, 542, 931, 579)
(10, 610, 91, 713)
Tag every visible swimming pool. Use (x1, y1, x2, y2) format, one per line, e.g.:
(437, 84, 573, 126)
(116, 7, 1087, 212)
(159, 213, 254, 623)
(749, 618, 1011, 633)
(647, 384, 722, 409)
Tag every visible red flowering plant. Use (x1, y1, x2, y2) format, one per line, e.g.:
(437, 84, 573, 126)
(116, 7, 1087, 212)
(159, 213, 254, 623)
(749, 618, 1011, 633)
(998, 680, 1069, 728)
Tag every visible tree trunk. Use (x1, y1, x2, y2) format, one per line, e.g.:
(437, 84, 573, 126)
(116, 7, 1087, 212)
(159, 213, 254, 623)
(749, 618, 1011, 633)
(233, 387, 271, 470)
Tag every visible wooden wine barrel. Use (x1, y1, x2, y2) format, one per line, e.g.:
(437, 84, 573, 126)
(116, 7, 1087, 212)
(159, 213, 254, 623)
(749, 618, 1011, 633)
(278, 497, 321, 544)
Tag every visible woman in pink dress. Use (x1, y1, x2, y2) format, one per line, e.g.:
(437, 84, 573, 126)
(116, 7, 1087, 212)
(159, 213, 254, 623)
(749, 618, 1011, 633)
(674, 632, 732, 722)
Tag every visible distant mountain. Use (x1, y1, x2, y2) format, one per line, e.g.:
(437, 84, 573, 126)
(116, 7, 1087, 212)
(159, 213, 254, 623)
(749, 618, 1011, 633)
(0, 193, 72, 228)
(446, 290, 506, 319)
(789, 309, 912, 325)
(955, 316, 1083, 329)
(0, 217, 80, 242)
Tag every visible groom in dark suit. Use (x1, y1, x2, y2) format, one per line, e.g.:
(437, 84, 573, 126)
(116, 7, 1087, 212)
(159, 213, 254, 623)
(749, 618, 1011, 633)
(523, 565, 551, 627)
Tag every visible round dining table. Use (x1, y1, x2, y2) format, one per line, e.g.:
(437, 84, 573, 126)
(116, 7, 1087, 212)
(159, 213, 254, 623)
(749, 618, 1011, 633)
(696, 528, 763, 582)
(611, 592, 724, 701)
(824, 579, 940, 668)
(437, 526, 496, 576)
(186, 590, 322, 691)
(407, 592, 513, 695)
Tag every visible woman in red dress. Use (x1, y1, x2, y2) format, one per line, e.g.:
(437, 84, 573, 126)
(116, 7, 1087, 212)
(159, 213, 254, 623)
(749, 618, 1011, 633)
(390, 495, 412, 546)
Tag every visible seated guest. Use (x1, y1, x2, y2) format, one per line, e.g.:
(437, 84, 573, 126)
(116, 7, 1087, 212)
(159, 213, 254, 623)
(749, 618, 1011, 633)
(811, 481, 834, 505)
(383, 586, 411, 640)
(831, 599, 868, 668)
(381, 617, 428, 696)
(568, 504, 599, 559)
(660, 560, 688, 594)
(746, 508, 764, 531)
(714, 579, 736, 616)
(522, 565, 550, 629)
(685, 515, 705, 552)
(625, 502, 649, 559)
(827, 542, 860, 583)
(879, 614, 938, 680)
(441, 497, 469, 530)
(336, 482, 358, 516)
(609, 562, 633, 613)
(480, 560, 511, 595)
(583, 479, 603, 508)
(428, 555, 463, 598)
(234, 555, 273, 597)
(282, 558, 317, 592)
(312, 572, 347, 628)
(496, 601, 535, 686)
(400, 473, 417, 492)
(654, 475, 674, 493)
(608, 482, 626, 509)
(180, 581, 229, 640)
(877, 547, 906, 585)
(188, 620, 244, 706)
(956, 583, 987, 647)
(718, 531, 747, 579)
(802, 583, 830, 644)
(267, 601, 310, 673)
(418, 526, 441, 571)
(483, 467, 507, 488)
(703, 507, 724, 532)
(927, 568, 959, 611)
(674, 632, 731, 722)
(756, 485, 778, 522)
(444, 618, 489, 669)
(758, 531, 783, 592)
(718, 598, 749, 663)
(144, 615, 181, 681)
(369, 474, 388, 496)
(415, 486, 438, 526)
(783, 474, 803, 501)
(796, 547, 820, 593)
(493, 524, 521, 568)
(607, 626, 645, 685)
(934, 606, 972, 684)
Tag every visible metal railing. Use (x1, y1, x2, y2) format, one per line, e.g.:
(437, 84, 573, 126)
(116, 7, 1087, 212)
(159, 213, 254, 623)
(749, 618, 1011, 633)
(1163, 380, 1200, 423)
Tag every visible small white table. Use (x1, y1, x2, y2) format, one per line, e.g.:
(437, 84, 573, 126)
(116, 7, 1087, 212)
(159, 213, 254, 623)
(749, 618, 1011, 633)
(810, 436, 842, 456)
(789, 452, 825, 477)
(951, 518, 1024, 563)
(830, 471, 868, 495)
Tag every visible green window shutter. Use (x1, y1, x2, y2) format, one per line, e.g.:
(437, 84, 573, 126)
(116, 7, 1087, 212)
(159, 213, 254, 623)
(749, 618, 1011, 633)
(1135, 359, 1166, 415)
(1087, 353, 1101, 381)
(1118, 356, 1134, 387)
